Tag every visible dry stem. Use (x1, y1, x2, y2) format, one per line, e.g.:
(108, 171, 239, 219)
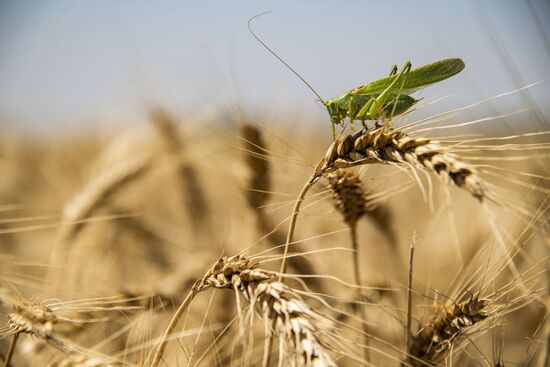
(241, 123, 319, 287)
(279, 173, 317, 278)
(2, 332, 18, 367)
(405, 233, 416, 355)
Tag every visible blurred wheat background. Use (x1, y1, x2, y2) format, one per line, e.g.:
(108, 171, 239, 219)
(0, 1, 549, 366)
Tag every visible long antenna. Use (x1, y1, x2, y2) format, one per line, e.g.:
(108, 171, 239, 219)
(247, 12, 325, 103)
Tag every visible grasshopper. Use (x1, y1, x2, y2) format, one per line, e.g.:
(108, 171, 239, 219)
(248, 14, 465, 138)
(323, 58, 466, 137)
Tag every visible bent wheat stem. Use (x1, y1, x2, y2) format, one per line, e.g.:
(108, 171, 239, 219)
(149, 291, 196, 367)
(405, 233, 416, 354)
(350, 224, 370, 363)
(2, 332, 18, 367)
(278, 172, 318, 279)
(268, 172, 318, 365)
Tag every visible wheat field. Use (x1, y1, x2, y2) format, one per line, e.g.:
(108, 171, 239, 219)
(0, 93, 548, 366)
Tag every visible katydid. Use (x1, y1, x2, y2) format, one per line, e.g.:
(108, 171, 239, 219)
(324, 59, 466, 135)
(248, 14, 465, 138)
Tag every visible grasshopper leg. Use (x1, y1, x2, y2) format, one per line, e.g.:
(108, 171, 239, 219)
(387, 61, 412, 121)
(354, 97, 375, 124)
(355, 61, 412, 126)
(355, 62, 411, 122)
(382, 64, 400, 125)
(347, 94, 371, 130)
(368, 61, 412, 120)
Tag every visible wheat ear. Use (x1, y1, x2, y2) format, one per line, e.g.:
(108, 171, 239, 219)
(315, 126, 484, 200)
(408, 293, 495, 366)
(151, 255, 337, 367)
(60, 157, 150, 242)
(150, 108, 211, 233)
(2, 298, 59, 365)
(5, 298, 57, 340)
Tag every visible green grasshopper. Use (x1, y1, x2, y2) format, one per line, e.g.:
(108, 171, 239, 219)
(323, 58, 465, 137)
(248, 14, 465, 138)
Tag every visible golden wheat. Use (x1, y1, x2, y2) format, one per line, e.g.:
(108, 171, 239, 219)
(316, 126, 484, 200)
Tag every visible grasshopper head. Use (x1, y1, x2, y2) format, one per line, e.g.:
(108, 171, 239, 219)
(324, 99, 346, 125)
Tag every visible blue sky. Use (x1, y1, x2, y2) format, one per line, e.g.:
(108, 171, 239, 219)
(1, 0, 549, 133)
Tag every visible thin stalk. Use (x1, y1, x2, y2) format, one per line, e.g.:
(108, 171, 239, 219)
(350, 224, 370, 364)
(3, 332, 18, 367)
(150, 291, 196, 367)
(278, 172, 317, 279)
(405, 233, 416, 353)
(545, 331, 550, 367)
(544, 330, 550, 367)
(270, 172, 317, 364)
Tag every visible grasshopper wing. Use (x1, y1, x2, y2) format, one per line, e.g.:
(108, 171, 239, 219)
(351, 58, 465, 95)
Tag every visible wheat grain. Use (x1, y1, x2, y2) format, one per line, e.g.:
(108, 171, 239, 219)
(316, 126, 485, 200)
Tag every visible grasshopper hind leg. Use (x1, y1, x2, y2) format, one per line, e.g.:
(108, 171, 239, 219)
(387, 61, 412, 120)
(384, 64, 399, 126)
(366, 61, 412, 122)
